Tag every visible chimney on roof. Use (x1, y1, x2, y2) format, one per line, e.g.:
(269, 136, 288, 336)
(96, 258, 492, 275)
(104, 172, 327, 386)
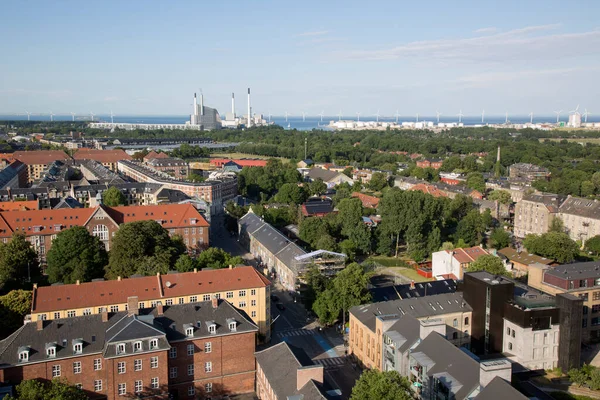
(212, 295, 219, 309)
(127, 296, 139, 316)
(36, 319, 44, 331)
(156, 302, 164, 316)
(410, 280, 415, 290)
(194, 268, 197, 273)
(101, 311, 109, 322)
(117, 276, 121, 281)
(229, 264, 233, 270)
(76, 280, 80, 285)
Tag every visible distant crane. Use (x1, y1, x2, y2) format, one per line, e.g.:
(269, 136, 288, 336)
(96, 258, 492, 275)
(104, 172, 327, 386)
(395, 110, 400, 124)
(302, 112, 306, 122)
(481, 109, 485, 124)
(415, 113, 419, 122)
(356, 112, 361, 122)
(528, 112, 534, 124)
(457, 110, 464, 123)
(583, 109, 590, 123)
(505, 112, 509, 124)
(70, 112, 76, 121)
(285, 111, 289, 122)
(436, 111, 441, 124)
(49, 111, 55, 122)
(554, 110, 562, 123)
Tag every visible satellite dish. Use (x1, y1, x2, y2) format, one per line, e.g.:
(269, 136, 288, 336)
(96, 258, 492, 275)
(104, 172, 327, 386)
(166, 281, 172, 288)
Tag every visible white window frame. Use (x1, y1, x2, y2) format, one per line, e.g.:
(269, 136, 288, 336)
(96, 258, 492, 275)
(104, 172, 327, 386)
(204, 342, 212, 353)
(117, 361, 126, 374)
(94, 358, 102, 371)
(52, 365, 61, 377)
(151, 377, 159, 389)
(229, 322, 237, 331)
(150, 356, 158, 369)
(186, 327, 194, 337)
(133, 341, 142, 352)
(170, 367, 178, 378)
(188, 386, 195, 396)
(135, 380, 143, 393)
(187, 344, 194, 356)
(117, 343, 126, 354)
(205, 383, 213, 393)
(205, 361, 212, 373)
(73, 361, 81, 374)
(94, 380, 102, 392)
(118, 383, 126, 396)
(149, 339, 158, 350)
(46, 347, 56, 358)
(188, 364, 194, 376)
(134, 359, 142, 371)
(169, 347, 177, 359)
(209, 324, 216, 334)
(73, 343, 82, 354)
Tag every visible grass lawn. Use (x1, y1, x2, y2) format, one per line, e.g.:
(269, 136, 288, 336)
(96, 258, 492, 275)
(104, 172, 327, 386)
(368, 256, 433, 283)
(368, 255, 411, 268)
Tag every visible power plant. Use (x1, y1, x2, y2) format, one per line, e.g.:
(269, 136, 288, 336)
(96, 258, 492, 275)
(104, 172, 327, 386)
(221, 88, 270, 128)
(189, 92, 221, 130)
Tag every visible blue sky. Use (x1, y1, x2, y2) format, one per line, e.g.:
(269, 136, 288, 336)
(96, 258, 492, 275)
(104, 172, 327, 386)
(1, 0, 599, 117)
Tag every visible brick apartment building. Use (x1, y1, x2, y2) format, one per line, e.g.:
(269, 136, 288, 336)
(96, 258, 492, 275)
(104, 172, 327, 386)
(146, 157, 190, 179)
(30, 266, 272, 341)
(0, 151, 71, 183)
(416, 158, 443, 170)
(0, 298, 257, 399)
(514, 193, 565, 238)
(73, 149, 133, 172)
(0, 203, 209, 259)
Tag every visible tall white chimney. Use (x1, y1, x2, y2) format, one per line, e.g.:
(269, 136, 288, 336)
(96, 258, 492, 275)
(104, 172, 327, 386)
(193, 93, 197, 115)
(232, 93, 235, 118)
(200, 93, 204, 116)
(247, 88, 252, 127)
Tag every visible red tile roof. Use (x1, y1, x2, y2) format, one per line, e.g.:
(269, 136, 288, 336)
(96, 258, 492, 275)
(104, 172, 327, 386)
(352, 192, 380, 208)
(106, 203, 208, 228)
(209, 158, 268, 168)
(409, 183, 448, 198)
(73, 149, 132, 163)
(449, 246, 489, 264)
(0, 200, 39, 211)
(11, 150, 70, 165)
(32, 266, 270, 313)
(144, 151, 169, 162)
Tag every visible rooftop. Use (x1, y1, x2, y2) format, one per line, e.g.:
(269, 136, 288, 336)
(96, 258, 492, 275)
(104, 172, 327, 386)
(559, 196, 600, 219)
(545, 260, 600, 281)
(474, 376, 527, 399)
(369, 279, 456, 303)
(497, 247, 554, 266)
(73, 148, 132, 164)
(306, 168, 341, 182)
(11, 150, 71, 166)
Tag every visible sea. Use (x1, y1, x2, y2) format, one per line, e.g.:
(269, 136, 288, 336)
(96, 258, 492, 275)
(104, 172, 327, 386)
(1, 114, 599, 131)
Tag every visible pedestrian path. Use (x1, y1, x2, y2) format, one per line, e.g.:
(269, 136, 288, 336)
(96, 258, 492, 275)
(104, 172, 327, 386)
(275, 328, 315, 339)
(313, 357, 346, 369)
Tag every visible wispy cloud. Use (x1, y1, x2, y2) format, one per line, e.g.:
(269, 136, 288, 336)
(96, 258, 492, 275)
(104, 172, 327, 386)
(294, 30, 329, 38)
(0, 88, 73, 97)
(474, 27, 497, 34)
(454, 66, 597, 88)
(103, 96, 118, 102)
(340, 23, 600, 63)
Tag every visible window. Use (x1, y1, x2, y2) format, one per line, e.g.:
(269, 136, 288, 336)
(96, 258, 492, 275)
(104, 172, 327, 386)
(150, 300, 158, 307)
(251, 289, 256, 296)
(229, 321, 237, 331)
(186, 327, 194, 337)
(94, 358, 102, 371)
(209, 324, 216, 334)
(117, 343, 126, 354)
(73, 361, 81, 374)
(166, 299, 173, 306)
(179, 297, 185, 304)
(110, 305, 119, 313)
(251, 300, 256, 306)
(239, 301, 246, 308)
(150, 356, 158, 368)
(593, 305, 600, 314)
(170, 367, 178, 378)
(226, 291, 233, 299)
(583, 318, 588, 328)
(580, 293, 589, 301)
(452, 332, 458, 340)
(93, 224, 109, 241)
(581, 279, 589, 288)
(151, 377, 159, 389)
(215, 293, 220, 299)
(94, 380, 102, 392)
(67, 310, 76, 318)
(73, 342, 82, 354)
(584, 306, 589, 315)
(508, 342, 513, 350)
(135, 380, 143, 393)
(170, 347, 177, 359)
(47, 346, 56, 358)
(134, 341, 142, 352)
(118, 362, 126, 374)
(452, 318, 458, 327)
(464, 317, 469, 325)
(205, 383, 213, 393)
(187, 344, 194, 356)
(134, 359, 142, 371)
(239, 290, 246, 297)
(203, 294, 211, 301)
(593, 317, 600, 326)
(149, 339, 158, 349)
(138, 302, 145, 309)
(188, 364, 194, 376)
(52, 365, 61, 377)
(205, 362, 212, 373)
(205, 342, 212, 353)
(190, 296, 198, 302)
(594, 291, 600, 301)
(118, 383, 126, 396)
(188, 386, 195, 396)
(83, 308, 91, 316)
(251, 311, 257, 318)
(507, 327, 511, 335)
(53, 312, 60, 319)
(37, 314, 46, 321)
(512, 330, 516, 338)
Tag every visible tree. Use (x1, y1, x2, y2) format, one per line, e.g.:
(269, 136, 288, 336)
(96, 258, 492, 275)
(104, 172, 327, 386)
(188, 173, 205, 183)
(274, 183, 307, 205)
(466, 172, 486, 193)
(6, 378, 88, 400)
(46, 227, 108, 284)
(101, 186, 126, 207)
(350, 370, 412, 400)
(339, 239, 358, 261)
(524, 232, 579, 263)
(299, 217, 329, 248)
(585, 235, 600, 256)
(489, 228, 511, 249)
(174, 254, 196, 272)
(332, 263, 372, 327)
(309, 178, 327, 196)
(549, 218, 565, 233)
(569, 367, 589, 387)
(312, 288, 339, 325)
(196, 247, 243, 270)
(455, 209, 486, 246)
(488, 190, 512, 205)
(337, 198, 364, 236)
(0, 233, 40, 291)
(315, 234, 337, 252)
(303, 264, 328, 310)
(0, 290, 32, 336)
(368, 172, 388, 191)
(466, 255, 509, 276)
(106, 220, 184, 278)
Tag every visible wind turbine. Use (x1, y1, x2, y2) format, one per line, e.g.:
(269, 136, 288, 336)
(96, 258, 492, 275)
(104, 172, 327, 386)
(49, 111, 55, 122)
(375, 110, 380, 123)
(554, 110, 562, 123)
(436, 111, 441, 124)
(416, 113, 419, 122)
(395, 110, 400, 124)
(70, 112, 76, 121)
(90, 112, 95, 122)
(319, 111, 324, 122)
(571, 104, 581, 115)
(457, 110, 463, 123)
(528, 112, 534, 124)
(505, 112, 508, 124)
(583, 109, 590, 123)
(356, 112, 361, 122)
(25, 111, 31, 121)
(338, 110, 343, 121)
(285, 111, 289, 122)
(110, 110, 115, 124)
(481, 109, 485, 124)
(302, 112, 306, 122)
(268, 112, 272, 124)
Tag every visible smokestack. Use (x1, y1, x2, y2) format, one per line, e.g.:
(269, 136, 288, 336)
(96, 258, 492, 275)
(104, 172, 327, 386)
(193, 93, 197, 116)
(232, 93, 235, 118)
(200, 93, 204, 116)
(497, 146, 501, 163)
(247, 88, 252, 127)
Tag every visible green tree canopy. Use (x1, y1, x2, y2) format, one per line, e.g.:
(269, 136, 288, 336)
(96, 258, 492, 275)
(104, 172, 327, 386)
(489, 228, 511, 249)
(6, 378, 88, 400)
(585, 235, 600, 256)
(466, 172, 486, 192)
(46, 226, 108, 284)
(523, 232, 580, 263)
(106, 220, 185, 279)
(350, 370, 412, 400)
(466, 255, 509, 276)
(101, 186, 126, 207)
(455, 209, 487, 246)
(274, 183, 307, 205)
(0, 289, 32, 336)
(367, 172, 389, 191)
(0, 233, 40, 291)
(196, 247, 243, 270)
(299, 217, 329, 248)
(309, 178, 327, 196)
(488, 190, 512, 205)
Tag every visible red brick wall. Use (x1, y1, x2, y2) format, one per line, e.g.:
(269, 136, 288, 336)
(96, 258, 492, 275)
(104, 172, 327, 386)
(543, 273, 569, 290)
(106, 351, 169, 399)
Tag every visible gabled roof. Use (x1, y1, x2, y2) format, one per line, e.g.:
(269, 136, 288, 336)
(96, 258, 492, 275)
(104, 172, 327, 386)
(105, 203, 208, 228)
(497, 247, 554, 266)
(0, 200, 39, 211)
(73, 149, 132, 163)
(302, 198, 334, 216)
(449, 246, 489, 264)
(475, 376, 527, 399)
(143, 151, 169, 161)
(370, 279, 456, 303)
(11, 150, 70, 165)
(409, 183, 447, 198)
(352, 192, 380, 208)
(210, 158, 268, 168)
(32, 266, 270, 313)
(306, 168, 341, 182)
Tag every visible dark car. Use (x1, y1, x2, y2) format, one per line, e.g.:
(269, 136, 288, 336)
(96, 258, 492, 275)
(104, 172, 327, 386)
(270, 295, 279, 302)
(276, 303, 285, 311)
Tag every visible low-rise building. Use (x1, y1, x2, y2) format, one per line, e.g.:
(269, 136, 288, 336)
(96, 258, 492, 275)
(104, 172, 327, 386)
(509, 163, 551, 182)
(305, 168, 353, 188)
(408, 183, 447, 198)
(0, 298, 257, 399)
(146, 157, 190, 179)
(9, 151, 71, 183)
(351, 192, 380, 209)
(209, 158, 268, 168)
(73, 149, 132, 172)
(416, 158, 443, 170)
(496, 247, 556, 276)
(431, 246, 490, 280)
(514, 193, 565, 238)
(255, 342, 326, 400)
(301, 198, 334, 217)
(30, 266, 271, 341)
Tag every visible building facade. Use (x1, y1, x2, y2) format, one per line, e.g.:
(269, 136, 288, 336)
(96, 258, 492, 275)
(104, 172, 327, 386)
(147, 158, 190, 179)
(514, 193, 565, 238)
(73, 149, 133, 172)
(431, 246, 490, 280)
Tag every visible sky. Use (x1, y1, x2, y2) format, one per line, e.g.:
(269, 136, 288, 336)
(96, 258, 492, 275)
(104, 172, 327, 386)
(1, 0, 599, 117)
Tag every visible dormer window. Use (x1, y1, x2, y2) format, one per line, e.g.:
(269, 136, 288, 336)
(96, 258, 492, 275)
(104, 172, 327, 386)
(149, 339, 158, 350)
(191, 218, 197, 225)
(133, 341, 142, 352)
(227, 318, 237, 332)
(185, 327, 194, 337)
(117, 343, 126, 354)
(46, 346, 56, 358)
(18, 347, 30, 362)
(209, 324, 216, 335)
(73, 340, 83, 354)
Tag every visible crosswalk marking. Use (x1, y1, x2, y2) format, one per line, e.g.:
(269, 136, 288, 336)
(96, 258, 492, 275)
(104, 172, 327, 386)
(313, 357, 345, 368)
(275, 328, 315, 338)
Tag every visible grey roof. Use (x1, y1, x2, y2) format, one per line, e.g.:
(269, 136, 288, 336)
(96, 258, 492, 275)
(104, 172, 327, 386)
(350, 292, 471, 331)
(411, 333, 480, 399)
(521, 192, 566, 211)
(559, 196, 600, 219)
(156, 188, 190, 203)
(384, 314, 421, 353)
(370, 279, 456, 303)
(255, 342, 326, 400)
(0, 161, 25, 189)
(475, 376, 527, 399)
(544, 260, 600, 281)
(275, 242, 307, 274)
(307, 168, 340, 182)
(250, 223, 295, 257)
(53, 196, 83, 209)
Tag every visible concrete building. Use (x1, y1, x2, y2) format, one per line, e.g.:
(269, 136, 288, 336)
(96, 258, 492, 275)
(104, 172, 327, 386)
(349, 292, 473, 370)
(394, 176, 421, 191)
(558, 196, 600, 244)
(30, 266, 271, 341)
(0, 160, 27, 189)
(255, 342, 326, 400)
(189, 93, 221, 130)
(431, 246, 490, 280)
(0, 298, 257, 400)
(146, 157, 190, 179)
(508, 163, 551, 182)
(514, 193, 565, 238)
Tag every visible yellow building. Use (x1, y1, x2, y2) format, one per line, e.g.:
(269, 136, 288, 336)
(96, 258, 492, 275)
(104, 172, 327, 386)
(30, 266, 272, 341)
